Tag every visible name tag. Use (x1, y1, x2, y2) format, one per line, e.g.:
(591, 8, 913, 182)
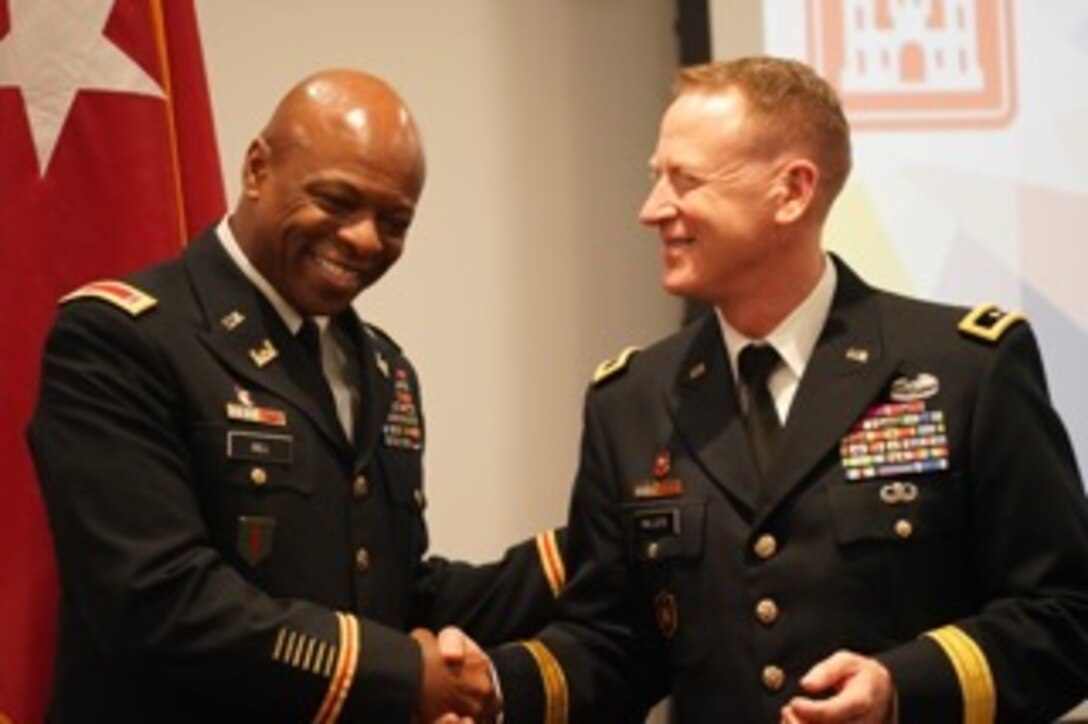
(634, 508, 681, 538)
(227, 431, 293, 464)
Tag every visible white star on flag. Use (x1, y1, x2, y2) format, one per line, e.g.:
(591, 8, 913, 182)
(0, 0, 164, 176)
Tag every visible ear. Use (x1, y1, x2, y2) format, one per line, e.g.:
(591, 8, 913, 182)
(772, 159, 818, 225)
(241, 136, 271, 199)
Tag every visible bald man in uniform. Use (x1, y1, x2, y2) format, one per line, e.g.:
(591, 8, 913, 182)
(29, 70, 565, 723)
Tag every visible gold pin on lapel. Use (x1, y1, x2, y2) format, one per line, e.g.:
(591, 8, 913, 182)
(220, 310, 246, 330)
(375, 351, 390, 378)
(249, 339, 278, 368)
(688, 362, 707, 380)
(845, 347, 870, 364)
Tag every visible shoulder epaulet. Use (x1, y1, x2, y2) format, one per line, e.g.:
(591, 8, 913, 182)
(958, 303, 1025, 343)
(363, 321, 402, 353)
(59, 280, 157, 317)
(592, 346, 641, 386)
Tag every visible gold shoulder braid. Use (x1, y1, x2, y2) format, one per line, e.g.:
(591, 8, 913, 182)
(593, 346, 640, 386)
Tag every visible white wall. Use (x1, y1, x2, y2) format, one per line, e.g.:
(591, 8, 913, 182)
(195, 2, 682, 560)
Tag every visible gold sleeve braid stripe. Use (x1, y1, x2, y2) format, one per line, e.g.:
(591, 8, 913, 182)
(521, 640, 568, 724)
(924, 625, 996, 724)
(313, 613, 360, 724)
(535, 529, 566, 597)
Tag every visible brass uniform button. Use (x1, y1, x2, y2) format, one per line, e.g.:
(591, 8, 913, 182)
(894, 519, 914, 539)
(753, 534, 778, 560)
(355, 547, 371, 573)
(413, 488, 426, 511)
(755, 598, 779, 626)
(762, 665, 785, 692)
(646, 541, 661, 560)
(250, 467, 268, 486)
(352, 474, 369, 499)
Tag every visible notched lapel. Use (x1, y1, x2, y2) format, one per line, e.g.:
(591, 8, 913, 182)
(666, 317, 760, 512)
(757, 265, 898, 516)
(184, 235, 350, 453)
(334, 310, 392, 467)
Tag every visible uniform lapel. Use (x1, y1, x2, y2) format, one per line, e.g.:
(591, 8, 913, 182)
(333, 309, 392, 468)
(183, 232, 351, 454)
(756, 260, 898, 518)
(666, 316, 760, 512)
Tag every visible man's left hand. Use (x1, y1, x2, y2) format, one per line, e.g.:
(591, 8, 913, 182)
(780, 650, 895, 724)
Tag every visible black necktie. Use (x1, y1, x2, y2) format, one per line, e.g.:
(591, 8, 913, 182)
(295, 318, 341, 419)
(296, 318, 323, 370)
(739, 344, 782, 477)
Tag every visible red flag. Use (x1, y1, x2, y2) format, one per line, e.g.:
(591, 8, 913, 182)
(0, 1, 224, 720)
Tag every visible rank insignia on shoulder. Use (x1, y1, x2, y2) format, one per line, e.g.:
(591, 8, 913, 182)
(958, 303, 1025, 343)
(593, 346, 640, 385)
(59, 280, 157, 317)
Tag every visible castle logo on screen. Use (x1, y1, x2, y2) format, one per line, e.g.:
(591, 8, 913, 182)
(806, 0, 1016, 129)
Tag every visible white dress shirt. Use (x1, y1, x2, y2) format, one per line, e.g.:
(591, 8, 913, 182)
(717, 257, 838, 425)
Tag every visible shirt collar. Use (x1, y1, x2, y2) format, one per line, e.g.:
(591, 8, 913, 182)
(717, 255, 837, 383)
(216, 217, 328, 334)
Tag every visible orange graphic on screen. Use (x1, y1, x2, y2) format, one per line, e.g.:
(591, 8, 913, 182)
(806, 0, 1016, 130)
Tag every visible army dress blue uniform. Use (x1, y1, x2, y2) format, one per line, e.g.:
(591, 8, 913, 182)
(492, 258, 1088, 723)
(28, 228, 566, 723)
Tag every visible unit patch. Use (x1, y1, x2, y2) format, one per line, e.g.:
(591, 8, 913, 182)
(237, 516, 275, 566)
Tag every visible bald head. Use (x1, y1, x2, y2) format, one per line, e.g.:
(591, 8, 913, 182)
(259, 69, 426, 195)
(231, 69, 427, 316)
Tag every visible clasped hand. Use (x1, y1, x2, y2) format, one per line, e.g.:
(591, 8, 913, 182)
(780, 650, 895, 724)
(412, 627, 499, 724)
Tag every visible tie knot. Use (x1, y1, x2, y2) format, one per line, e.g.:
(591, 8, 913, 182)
(739, 344, 780, 388)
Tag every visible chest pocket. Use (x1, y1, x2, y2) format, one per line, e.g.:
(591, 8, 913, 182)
(190, 422, 314, 496)
(830, 473, 964, 545)
(622, 499, 708, 564)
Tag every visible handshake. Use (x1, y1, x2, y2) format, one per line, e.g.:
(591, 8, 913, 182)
(412, 627, 501, 723)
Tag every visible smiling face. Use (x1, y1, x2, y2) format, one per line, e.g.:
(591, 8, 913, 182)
(234, 71, 425, 317)
(638, 88, 787, 307)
